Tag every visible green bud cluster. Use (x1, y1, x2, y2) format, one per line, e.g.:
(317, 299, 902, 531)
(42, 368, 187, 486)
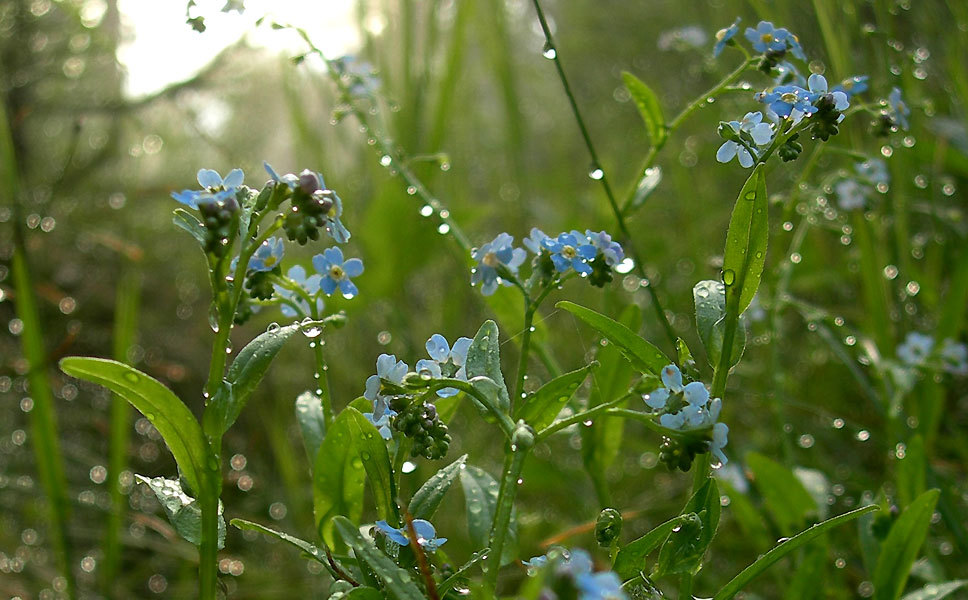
(778, 133, 803, 162)
(391, 400, 451, 460)
(198, 196, 239, 257)
(282, 171, 335, 245)
(658, 434, 710, 472)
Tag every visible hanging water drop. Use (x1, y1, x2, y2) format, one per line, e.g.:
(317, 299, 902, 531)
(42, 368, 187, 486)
(542, 42, 557, 59)
(419, 204, 434, 217)
(588, 165, 604, 180)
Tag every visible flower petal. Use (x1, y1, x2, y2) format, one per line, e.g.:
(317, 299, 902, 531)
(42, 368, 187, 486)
(660, 365, 683, 392)
(197, 168, 222, 189)
(426, 334, 450, 362)
(342, 258, 364, 278)
(222, 168, 244, 189)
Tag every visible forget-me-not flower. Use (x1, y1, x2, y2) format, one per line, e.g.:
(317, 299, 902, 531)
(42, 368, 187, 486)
(808, 74, 849, 112)
(832, 75, 869, 98)
(745, 21, 789, 53)
(273, 264, 323, 318)
(856, 159, 889, 187)
(710, 422, 730, 467)
(416, 334, 473, 397)
(645, 364, 727, 463)
(523, 227, 550, 254)
(585, 230, 624, 266)
(525, 548, 627, 600)
(835, 179, 867, 210)
(471, 233, 527, 295)
(363, 354, 409, 439)
(576, 571, 625, 600)
(713, 18, 741, 57)
(774, 60, 806, 87)
(941, 339, 968, 376)
(248, 237, 285, 272)
(717, 111, 775, 168)
(264, 162, 351, 243)
(312, 247, 363, 298)
(756, 84, 818, 119)
(544, 231, 597, 275)
(374, 519, 447, 552)
(888, 87, 910, 130)
(172, 168, 244, 209)
(897, 332, 934, 366)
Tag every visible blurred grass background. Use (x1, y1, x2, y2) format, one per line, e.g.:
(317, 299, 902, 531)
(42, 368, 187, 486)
(2, 0, 967, 597)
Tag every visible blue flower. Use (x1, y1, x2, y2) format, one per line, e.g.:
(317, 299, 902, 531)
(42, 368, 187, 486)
(856, 159, 889, 187)
(576, 571, 625, 600)
(374, 519, 447, 552)
(832, 75, 869, 98)
(364, 354, 408, 439)
(523, 227, 550, 254)
(888, 87, 910, 130)
(756, 84, 817, 119)
(264, 161, 299, 189)
(785, 31, 807, 61)
(417, 334, 472, 398)
(471, 233, 527, 295)
(713, 18, 741, 57)
(717, 112, 775, 168)
(585, 230, 624, 266)
(710, 422, 730, 467)
(898, 332, 934, 366)
(171, 168, 244, 209)
(646, 365, 726, 462)
(248, 237, 285, 272)
(264, 162, 351, 243)
(941, 339, 968, 376)
(523, 555, 548, 569)
(744, 21, 789, 53)
(312, 247, 363, 298)
(273, 265, 323, 318)
(645, 364, 710, 411)
(543, 231, 597, 275)
(807, 74, 849, 112)
(835, 179, 867, 211)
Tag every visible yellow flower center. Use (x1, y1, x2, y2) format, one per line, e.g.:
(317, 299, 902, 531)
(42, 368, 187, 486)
(482, 251, 500, 268)
(264, 256, 278, 268)
(781, 92, 799, 103)
(760, 33, 774, 43)
(561, 245, 577, 259)
(329, 265, 345, 280)
(716, 28, 728, 41)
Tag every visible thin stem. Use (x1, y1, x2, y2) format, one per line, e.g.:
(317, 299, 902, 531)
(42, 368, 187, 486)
(483, 439, 531, 594)
(537, 394, 637, 441)
(529, 0, 678, 351)
(513, 299, 535, 408)
(309, 302, 335, 426)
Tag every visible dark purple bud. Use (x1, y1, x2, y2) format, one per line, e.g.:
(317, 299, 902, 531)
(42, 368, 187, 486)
(298, 169, 321, 195)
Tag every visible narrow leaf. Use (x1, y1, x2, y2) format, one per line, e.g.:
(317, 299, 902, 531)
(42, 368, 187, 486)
(693, 280, 746, 368)
(172, 208, 207, 247)
(295, 391, 326, 462)
(714, 505, 879, 600)
(460, 465, 517, 565)
(625, 166, 663, 215)
(516, 362, 598, 430)
(557, 301, 669, 376)
(314, 409, 366, 548)
(722, 165, 768, 317)
(438, 548, 490, 594)
(900, 580, 968, 600)
(409, 454, 468, 520)
(873, 489, 941, 600)
(333, 517, 425, 600)
(60, 357, 207, 495)
(345, 407, 398, 523)
(231, 518, 328, 564)
(746, 451, 818, 535)
(613, 516, 687, 581)
(622, 71, 665, 146)
(465, 320, 510, 413)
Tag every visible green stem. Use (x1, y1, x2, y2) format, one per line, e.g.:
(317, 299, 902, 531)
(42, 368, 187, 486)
(513, 300, 535, 408)
(309, 303, 335, 426)
(198, 465, 220, 600)
(529, 0, 678, 351)
(536, 394, 637, 441)
(483, 430, 532, 593)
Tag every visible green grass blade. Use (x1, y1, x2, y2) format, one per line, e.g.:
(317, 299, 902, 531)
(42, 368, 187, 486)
(713, 505, 879, 600)
(873, 489, 941, 600)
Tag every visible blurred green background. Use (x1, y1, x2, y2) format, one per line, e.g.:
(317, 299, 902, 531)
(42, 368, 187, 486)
(2, 0, 967, 597)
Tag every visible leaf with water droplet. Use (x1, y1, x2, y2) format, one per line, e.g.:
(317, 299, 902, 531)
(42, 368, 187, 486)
(409, 454, 468, 520)
(722, 166, 768, 317)
(332, 517, 426, 600)
(465, 320, 510, 415)
(313, 409, 365, 549)
(460, 465, 518, 566)
(136, 474, 225, 549)
(557, 301, 669, 376)
(59, 357, 207, 496)
(622, 71, 665, 148)
(517, 361, 599, 430)
(693, 280, 746, 369)
(345, 407, 398, 523)
(295, 391, 326, 461)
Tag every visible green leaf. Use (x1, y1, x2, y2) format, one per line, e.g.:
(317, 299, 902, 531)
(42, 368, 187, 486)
(465, 320, 510, 414)
(713, 505, 879, 600)
(136, 475, 224, 548)
(625, 166, 663, 215)
(622, 71, 665, 146)
(693, 280, 746, 368)
(409, 454, 468, 520)
(613, 515, 687, 581)
(557, 301, 669, 376)
(344, 407, 399, 523)
(230, 518, 328, 564)
(172, 208, 207, 247)
(345, 588, 385, 600)
(313, 409, 366, 548)
(467, 376, 511, 425)
(332, 517, 426, 600)
(722, 165, 768, 317)
(438, 548, 490, 594)
(516, 362, 598, 430)
(654, 477, 721, 576)
(460, 465, 517, 565)
(59, 357, 207, 495)
(873, 489, 941, 600)
(746, 451, 818, 535)
(204, 322, 300, 437)
(896, 435, 926, 509)
(295, 391, 326, 462)
(900, 580, 968, 600)
(784, 541, 827, 600)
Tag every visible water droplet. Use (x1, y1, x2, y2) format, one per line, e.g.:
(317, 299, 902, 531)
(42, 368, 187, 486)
(437, 223, 450, 235)
(406, 186, 417, 195)
(744, 191, 756, 201)
(379, 155, 392, 167)
(542, 42, 557, 59)
(300, 317, 323, 338)
(123, 372, 140, 384)
(208, 303, 220, 333)
(419, 204, 434, 217)
(588, 166, 604, 180)
(402, 461, 417, 473)
(342, 291, 356, 300)
(722, 269, 735, 286)
(267, 322, 281, 333)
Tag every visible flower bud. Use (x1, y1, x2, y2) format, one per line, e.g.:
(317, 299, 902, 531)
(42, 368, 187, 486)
(511, 421, 535, 450)
(298, 169, 321, 195)
(595, 508, 623, 547)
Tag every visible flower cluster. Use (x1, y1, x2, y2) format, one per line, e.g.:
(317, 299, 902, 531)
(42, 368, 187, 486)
(265, 162, 351, 245)
(523, 548, 625, 600)
(897, 333, 968, 376)
(363, 353, 409, 439)
(471, 228, 625, 295)
(374, 519, 447, 552)
(744, 20, 806, 61)
(716, 111, 776, 167)
(173, 168, 245, 256)
(416, 334, 472, 397)
(644, 364, 728, 469)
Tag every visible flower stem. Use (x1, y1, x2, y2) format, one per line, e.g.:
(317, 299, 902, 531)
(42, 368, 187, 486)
(309, 303, 335, 426)
(529, 0, 679, 351)
(483, 436, 531, 594)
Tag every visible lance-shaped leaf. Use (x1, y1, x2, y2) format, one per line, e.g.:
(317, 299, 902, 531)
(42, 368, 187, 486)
(873, 489, 940, 600)
(333, 517, 425, 600)
(204, 322, 301, 437)
(722, 165, 768, 318)
(465, 320, 510, 413)
(172, 208, 207, 247)
(409, 454, 468, 520)
(613, 515, 688, 581)
(136, 475, 225, 548)
(314, 409, 366, 548)
(622, 71, 665, 146)
(557, 301, 669, 376)
(344, 407, 398, 523)
(746, 452, 818, 535)
(693, 280, 746, 368)
(231, 518, 329, 564)
(295, 391, 326, 462)
(460, 465, 517, 565)
(516, 362, 598, 430)
(60, 357, 207, 495)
